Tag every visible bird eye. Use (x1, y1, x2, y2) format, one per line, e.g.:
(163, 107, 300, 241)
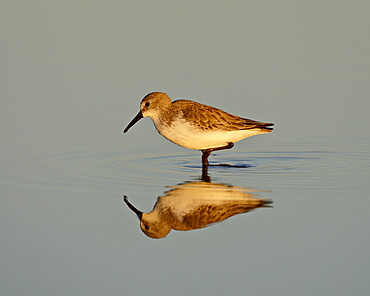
(145, 102, 150, 107)
(145, 225, 150, 230)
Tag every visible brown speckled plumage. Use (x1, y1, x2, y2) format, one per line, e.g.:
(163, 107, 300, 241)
(124, 92, 274, 165)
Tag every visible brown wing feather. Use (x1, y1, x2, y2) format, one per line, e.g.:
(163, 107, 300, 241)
(174, 100, 273, 131)
(173, 202, 268, 231)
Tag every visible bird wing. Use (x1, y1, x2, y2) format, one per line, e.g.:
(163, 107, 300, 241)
(175, 100, 273, 131)
(172, 202, 269, 231)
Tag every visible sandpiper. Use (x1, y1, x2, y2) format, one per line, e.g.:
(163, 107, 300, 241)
(124, 181, 272, 239)
(124, 92, 274, 166)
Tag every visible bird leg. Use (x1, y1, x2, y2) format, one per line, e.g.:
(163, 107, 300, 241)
(201, 164, 211, 182)
(201, 149, 212, 166)
(201, 142, 234, 167)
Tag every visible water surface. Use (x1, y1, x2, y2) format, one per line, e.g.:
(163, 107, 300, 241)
(2, 138, 369, 295)
(2, 1, 370, 295)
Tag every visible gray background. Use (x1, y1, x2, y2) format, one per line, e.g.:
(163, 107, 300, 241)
(1, 1, 369, 295)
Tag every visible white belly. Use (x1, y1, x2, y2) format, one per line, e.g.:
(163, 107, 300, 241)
(153, 118, 266, 150)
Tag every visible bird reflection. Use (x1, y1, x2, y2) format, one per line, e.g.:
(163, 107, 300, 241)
(124, 181, 272, 239)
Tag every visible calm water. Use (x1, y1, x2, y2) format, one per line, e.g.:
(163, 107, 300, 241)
(2, 137, 369, 295)
(2, 1, 370, 295)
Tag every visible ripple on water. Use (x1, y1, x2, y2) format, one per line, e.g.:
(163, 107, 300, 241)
(125, 147, 369, 186)
(7, 143, 369, 193)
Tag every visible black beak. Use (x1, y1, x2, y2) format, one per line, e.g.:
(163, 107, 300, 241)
(123, 111, 143, 133)
(123, 196, 143, 220)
